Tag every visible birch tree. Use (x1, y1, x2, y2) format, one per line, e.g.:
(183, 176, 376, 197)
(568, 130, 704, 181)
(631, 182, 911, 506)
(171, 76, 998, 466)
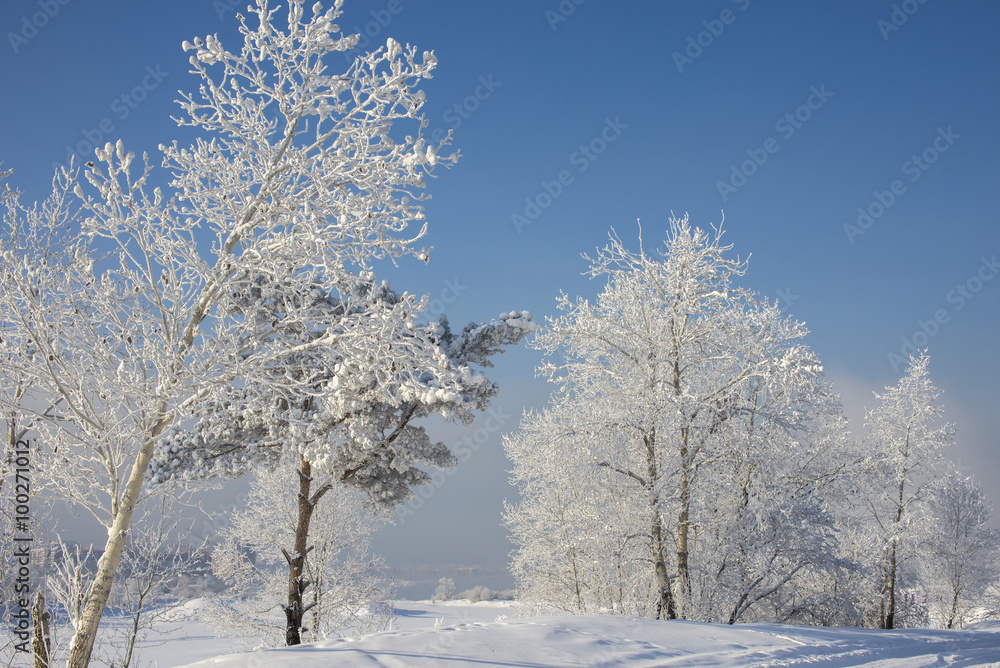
(507, 216, 852, 621)
(920, 474, 999, 629)
(692, 380, 852, 624)
(860, 352, 953, 629)
(0, 1, 465, 663)
(504, 400, 656, 617)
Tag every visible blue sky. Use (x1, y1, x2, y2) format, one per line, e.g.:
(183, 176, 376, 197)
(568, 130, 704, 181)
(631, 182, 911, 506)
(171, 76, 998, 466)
(3, 1, 999, 583)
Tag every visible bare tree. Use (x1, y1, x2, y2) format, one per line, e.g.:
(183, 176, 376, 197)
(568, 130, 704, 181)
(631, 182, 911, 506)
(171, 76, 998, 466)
(31, 592, 51, 668)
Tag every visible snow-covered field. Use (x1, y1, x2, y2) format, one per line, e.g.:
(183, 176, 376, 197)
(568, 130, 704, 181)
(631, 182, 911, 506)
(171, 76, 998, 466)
(6, 599, 999, 666)
(121, 599, 1000, 667)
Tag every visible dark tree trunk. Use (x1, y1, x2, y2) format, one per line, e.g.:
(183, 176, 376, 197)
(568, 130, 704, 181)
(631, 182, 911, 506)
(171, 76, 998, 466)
(282, 453, 335, 646)
(883, 541, 897, 629)
(283, 455, 317, 646)
(676, 425, 692, 616)
(32, 592, 51, 668)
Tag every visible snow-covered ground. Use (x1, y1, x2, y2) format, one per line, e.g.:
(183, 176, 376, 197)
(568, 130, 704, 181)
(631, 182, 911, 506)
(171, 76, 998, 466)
(155, 600, 1000, 667)
(7, 600, 1000, 666)
(137, 598, 516, 667)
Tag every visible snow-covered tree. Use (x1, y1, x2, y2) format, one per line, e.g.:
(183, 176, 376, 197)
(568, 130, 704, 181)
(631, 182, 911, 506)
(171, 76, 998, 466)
(34, 502, 201, 668)
(431, 578, 456, 603)
(859, 353, 954, 629)
(691, 377, 853, 625)
(505, 399, 657, 617)
(506, 217, 853, 622)
(206, 458, 391, 650)
(527, 218, 760, 619)
(0, 1, 469, 663)
(149, 272, 533, 644)
(148, 274, 534, 506)
(920, 474, 1000, 629)
(103, 499, 211, 668)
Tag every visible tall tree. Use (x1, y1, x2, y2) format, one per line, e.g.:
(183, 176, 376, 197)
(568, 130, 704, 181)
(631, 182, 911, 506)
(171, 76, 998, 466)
(527, 218, 756, 619)
(694, 376, 852, 625)
(507, 217, 850, 621)
(151, 275, 534, 644)
(920, 474, 999, 629)
(0, 1, 462, 663)
(206, 458, 391, 649)
(505, 399, 657, 617)
(861, 352, 953, 629)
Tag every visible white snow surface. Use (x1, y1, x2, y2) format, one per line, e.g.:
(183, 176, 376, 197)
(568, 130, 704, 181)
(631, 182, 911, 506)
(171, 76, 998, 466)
(149, 600, 1000, 668)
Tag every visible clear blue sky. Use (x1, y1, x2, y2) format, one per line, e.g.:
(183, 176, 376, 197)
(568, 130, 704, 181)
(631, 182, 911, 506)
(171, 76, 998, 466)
(3, 1, 999, 582)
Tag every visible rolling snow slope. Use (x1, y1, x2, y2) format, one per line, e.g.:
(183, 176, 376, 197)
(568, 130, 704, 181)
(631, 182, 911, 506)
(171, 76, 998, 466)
(176, 604, 1000, 668)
